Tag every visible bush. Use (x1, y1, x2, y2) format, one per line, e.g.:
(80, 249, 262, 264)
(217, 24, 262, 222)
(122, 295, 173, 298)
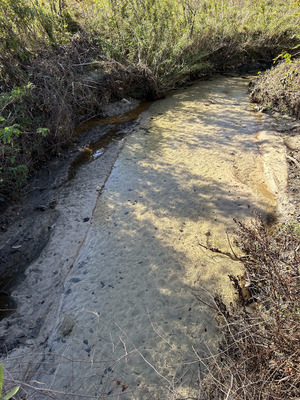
(200, 216, 300, 400)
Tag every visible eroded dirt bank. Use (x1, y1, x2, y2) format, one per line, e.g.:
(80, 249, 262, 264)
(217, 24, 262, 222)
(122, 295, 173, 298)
(0, 75, 298, 399)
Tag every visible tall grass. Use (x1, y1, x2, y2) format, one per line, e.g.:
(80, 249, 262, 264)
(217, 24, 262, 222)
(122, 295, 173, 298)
(1, 0, 299, 87)
(53, 0, 300, 87)
(0, 0, 300, 199)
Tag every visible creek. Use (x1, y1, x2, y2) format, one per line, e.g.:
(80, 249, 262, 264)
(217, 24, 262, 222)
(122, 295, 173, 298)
(32, 75, 281, 399)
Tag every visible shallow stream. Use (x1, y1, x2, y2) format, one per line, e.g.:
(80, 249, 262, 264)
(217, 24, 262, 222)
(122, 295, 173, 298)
(37, 75, 279, 399)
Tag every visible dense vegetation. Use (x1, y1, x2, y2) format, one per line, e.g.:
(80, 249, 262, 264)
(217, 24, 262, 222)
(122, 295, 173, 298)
(1, 0, 300, 201)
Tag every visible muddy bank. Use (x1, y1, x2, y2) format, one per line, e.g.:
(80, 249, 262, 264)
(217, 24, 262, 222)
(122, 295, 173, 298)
(0, 99, 145, 347)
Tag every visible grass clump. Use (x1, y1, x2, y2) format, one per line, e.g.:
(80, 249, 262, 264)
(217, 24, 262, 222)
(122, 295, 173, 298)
(200, 216, 300, 400)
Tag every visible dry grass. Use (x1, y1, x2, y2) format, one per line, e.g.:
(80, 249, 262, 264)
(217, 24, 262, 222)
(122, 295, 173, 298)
(199, 216, 300, 400)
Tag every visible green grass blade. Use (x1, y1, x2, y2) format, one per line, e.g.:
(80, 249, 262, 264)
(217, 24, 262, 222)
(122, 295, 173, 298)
(3, 386, 20, 400)
(0, 364, 3, 397)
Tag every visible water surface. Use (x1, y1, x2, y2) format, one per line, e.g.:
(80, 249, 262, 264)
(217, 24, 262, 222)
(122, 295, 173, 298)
(40, 76, 277, 399)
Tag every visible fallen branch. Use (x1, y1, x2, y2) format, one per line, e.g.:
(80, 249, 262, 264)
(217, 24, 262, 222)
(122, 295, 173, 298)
(196, 237, 240, 261)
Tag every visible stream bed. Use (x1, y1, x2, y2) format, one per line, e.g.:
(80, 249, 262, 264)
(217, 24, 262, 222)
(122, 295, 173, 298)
(11, 75, 287, 399)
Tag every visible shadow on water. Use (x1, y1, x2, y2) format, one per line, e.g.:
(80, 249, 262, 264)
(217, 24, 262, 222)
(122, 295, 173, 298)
(0, 102, 151, 321)
(67, 127, 124, 181)
(39, 165, 264, 399)
(33, 76, 282, 399)
(69, 102, 151, 177)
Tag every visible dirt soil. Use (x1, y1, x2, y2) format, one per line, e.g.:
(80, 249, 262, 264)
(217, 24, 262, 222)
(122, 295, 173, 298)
(0, 89, 299, 382)
(283, 127, 300, 214)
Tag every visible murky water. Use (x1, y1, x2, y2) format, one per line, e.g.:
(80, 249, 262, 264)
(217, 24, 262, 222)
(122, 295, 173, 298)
(60, 102, 151, 185)
(39, 76, 278, 399)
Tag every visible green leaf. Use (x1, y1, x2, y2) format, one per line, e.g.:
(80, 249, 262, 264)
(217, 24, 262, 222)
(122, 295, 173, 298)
(36, 127, 49, 137)
(3, 386, 20, 400)
(0, 364, 3, 397)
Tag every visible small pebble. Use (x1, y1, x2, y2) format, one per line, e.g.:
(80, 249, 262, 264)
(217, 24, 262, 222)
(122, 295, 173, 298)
(35, 205, 47, 211)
